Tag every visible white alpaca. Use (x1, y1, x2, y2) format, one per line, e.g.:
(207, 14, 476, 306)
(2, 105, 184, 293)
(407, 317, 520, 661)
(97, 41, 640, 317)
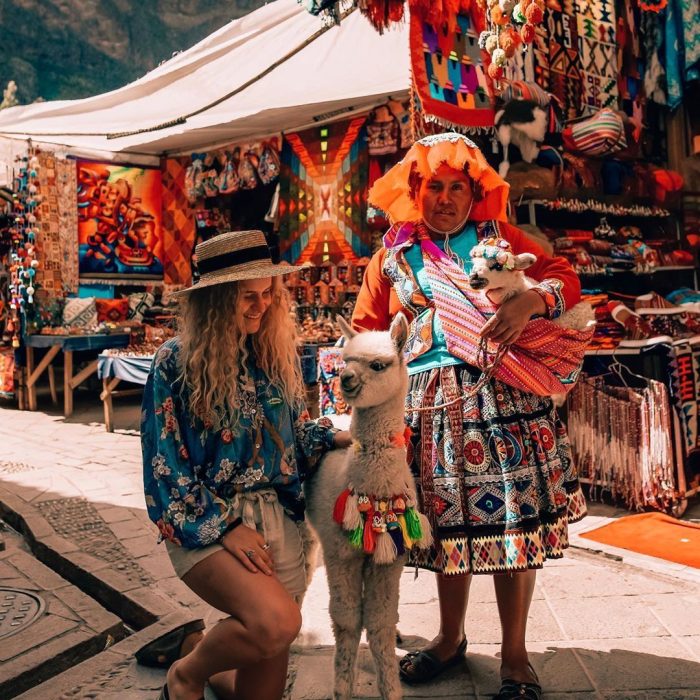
(468, 248, 595, 332)
(304, 313, 432, 700)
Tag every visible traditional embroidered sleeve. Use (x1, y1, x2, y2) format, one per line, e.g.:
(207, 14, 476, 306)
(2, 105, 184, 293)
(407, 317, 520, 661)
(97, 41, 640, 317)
(500, 221, 581, 318)
(141, 344, 228, 549)
(292, 401, 336, 480)
(352, 248, 392, 331)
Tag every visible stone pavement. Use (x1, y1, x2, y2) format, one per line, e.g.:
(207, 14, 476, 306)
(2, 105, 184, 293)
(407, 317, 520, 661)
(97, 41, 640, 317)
(0, 390, 699, 699)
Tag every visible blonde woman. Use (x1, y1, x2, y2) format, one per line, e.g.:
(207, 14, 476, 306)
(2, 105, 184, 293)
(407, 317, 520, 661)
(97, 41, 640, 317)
(142, 231, 350, 700)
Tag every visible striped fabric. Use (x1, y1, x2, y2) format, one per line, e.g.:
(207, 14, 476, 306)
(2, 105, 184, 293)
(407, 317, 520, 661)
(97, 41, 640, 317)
(394, 222, 592, 396)
(563, 108, 626, 156)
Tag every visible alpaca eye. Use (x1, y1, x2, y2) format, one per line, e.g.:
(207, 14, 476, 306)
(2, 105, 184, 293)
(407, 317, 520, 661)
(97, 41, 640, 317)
(369, 361, 386, 372)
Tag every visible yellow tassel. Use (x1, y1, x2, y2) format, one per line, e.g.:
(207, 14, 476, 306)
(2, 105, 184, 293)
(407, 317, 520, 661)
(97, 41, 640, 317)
(397, 514, 412, 548)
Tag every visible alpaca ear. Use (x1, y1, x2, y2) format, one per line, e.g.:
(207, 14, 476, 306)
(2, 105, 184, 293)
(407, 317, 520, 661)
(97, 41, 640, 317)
(513, 253, 536, 270)
(389, 312, 409, 354)
(335, 314, 356, 341)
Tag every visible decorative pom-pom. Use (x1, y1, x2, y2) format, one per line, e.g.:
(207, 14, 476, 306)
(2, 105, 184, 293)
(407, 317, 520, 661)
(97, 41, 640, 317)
(404, 506, 424, 542)
(512, 3, 526, 23)
(348, 524, 363, 548)
(373, 531, 397, 564)
(492, 48, 507, 67)
(415, 512, 434, 549)
(397, 514, 412, 548)
(499, 0, 516, 12)
(490, 6, 509, 25)
(520, 0, 534, 9)
(485, 35, 499, 54)
(333, 488, 351, 525)
(388, 527, 405, 556)
(488, 63, 505, 80)
(478, 31, 493, 49)
(520, 23, 536, 43)
(342, 493, 362, 530)
(500, 36, 517, 58)
(525, 3, 544, 24)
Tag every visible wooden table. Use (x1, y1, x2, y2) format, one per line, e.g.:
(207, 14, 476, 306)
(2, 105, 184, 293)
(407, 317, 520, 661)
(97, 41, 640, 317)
(24, 333, 130, 417)
(97, 352, 153, 431)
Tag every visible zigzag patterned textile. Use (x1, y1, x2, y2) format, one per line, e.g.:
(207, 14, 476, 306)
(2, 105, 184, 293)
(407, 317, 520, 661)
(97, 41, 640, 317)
(575, 0, 618, 113)
(409, 8, 494, 130)
(391, 222, 592, 396)
(546, 1, 583, 121)
(161, 157, 195, 286)
(278, 117, 369, 265)
(35, 152, 63, 298)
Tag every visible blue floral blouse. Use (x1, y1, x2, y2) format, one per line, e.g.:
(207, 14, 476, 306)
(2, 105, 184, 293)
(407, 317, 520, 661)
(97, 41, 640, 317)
(141, 338, 335, 549)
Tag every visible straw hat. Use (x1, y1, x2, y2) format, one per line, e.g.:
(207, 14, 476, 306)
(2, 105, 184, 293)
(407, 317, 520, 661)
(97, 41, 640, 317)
(175, 230, 303, 296)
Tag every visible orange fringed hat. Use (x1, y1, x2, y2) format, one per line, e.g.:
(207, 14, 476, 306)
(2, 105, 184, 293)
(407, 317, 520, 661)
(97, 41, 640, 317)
(368, 133, 510, 223)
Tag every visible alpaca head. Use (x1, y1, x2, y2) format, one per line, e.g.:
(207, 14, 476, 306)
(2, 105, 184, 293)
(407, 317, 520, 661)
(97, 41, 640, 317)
(335, 313, 409, 410)
(468, 236, 536, 296)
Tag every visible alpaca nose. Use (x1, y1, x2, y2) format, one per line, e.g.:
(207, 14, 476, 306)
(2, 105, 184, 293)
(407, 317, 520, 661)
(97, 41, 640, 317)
(469, 273, 487, 289)
(340, 369, 358, 389)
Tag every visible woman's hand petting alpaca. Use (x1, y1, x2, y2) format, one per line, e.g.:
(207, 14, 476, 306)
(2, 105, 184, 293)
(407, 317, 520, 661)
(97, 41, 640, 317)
(221, 523, 274, 575)
(480, 290, 547, 346)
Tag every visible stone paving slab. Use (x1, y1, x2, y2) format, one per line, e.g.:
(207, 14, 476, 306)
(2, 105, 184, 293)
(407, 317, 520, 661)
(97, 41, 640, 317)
(0, 526, 125, 698)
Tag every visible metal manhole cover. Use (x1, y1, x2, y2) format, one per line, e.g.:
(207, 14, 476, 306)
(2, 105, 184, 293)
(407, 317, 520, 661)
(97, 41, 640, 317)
(0, 587, 45, 640)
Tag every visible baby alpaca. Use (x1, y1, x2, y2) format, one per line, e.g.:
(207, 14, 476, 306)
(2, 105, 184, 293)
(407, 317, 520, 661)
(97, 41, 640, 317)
(468, 237, 595, 331)
(304, 313, 432, 700)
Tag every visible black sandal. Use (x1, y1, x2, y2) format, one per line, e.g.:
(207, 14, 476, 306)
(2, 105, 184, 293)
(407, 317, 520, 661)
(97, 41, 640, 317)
(398, 637, 468, 684)
(493, 664, 542, 700)
(136, 619, 205, 668)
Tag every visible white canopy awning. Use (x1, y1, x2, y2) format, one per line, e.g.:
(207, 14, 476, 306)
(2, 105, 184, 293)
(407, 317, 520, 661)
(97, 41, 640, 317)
(0, 0, 409, 158)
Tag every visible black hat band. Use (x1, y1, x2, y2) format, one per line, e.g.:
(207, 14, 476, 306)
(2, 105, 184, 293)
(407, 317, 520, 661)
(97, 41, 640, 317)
(198, 244, 271, 275)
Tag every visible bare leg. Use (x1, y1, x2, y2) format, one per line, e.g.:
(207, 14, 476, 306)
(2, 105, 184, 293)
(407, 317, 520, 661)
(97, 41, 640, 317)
(208, 652, 291, 700)
(166, 549, 301, 700)
(493, 570, 538, 684)
(401, 572, 471, 675)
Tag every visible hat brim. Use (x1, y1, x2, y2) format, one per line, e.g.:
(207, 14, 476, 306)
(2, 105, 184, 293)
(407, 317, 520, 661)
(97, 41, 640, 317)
(173, 262, 306, 298)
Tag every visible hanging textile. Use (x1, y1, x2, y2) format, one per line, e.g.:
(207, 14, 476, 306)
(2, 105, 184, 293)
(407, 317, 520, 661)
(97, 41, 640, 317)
(0, 346, 14, 398)
(664, 1, 683, 109)
(161, 156, 196, 286)
(567, 375, 676, 511)
(545, 1, 584, 120)
(278, 117, 369, 265)
(679, 0, 700, 82)
(640, 9, 666, 104)
(409, 7, 494, 131)
(35, 152, 64, 299)
(575, 0, 619, 113)
(56, 157, 79, 295)
(670, 339, 700, 466)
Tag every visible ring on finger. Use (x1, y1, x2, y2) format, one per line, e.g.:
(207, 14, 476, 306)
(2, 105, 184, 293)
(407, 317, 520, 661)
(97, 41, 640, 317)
(262, 543, 271, 551)
(246, 549, 255, 559)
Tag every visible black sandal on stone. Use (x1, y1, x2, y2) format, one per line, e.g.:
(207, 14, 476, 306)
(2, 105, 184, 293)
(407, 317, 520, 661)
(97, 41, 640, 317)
(398, 637, 468, 684)
(158, 684, 169, 700)
(493, 665, 542, 700)
(136, 619, 205, 669)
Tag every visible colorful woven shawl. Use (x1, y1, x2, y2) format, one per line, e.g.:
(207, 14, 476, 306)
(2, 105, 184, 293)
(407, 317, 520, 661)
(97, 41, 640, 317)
(384, 222, 592, 396)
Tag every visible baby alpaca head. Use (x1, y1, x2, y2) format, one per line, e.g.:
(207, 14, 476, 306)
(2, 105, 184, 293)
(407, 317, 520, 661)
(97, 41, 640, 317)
(468, 236, 536, 296)
(335, 313, 409, 410)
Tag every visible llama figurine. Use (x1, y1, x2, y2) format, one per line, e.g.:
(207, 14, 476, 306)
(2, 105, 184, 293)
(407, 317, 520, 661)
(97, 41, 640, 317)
(468, 236, 595, 332)
(304, 312, 432, 700)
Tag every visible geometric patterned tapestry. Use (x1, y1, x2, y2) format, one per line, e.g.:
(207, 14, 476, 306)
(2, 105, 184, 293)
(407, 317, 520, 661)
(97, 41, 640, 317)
(56, 157, 79, 294)
(161, 156, 195, 286)
(278, 117, 369, 265)
(35, 152, 63, 299)
(575, 0, 618, 113)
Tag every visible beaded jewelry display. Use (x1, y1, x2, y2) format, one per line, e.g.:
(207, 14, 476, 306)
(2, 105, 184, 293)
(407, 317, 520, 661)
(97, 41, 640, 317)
(469, 236, 516, 270)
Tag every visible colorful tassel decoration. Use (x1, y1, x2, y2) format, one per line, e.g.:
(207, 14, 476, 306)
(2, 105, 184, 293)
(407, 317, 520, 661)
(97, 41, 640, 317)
(404, 506, 424, 541)
(373, 530, 397, 564)
(397, 513, 413, 548)
(416, 512, 434, 548)
(363, 514, 376, 553)
(333, 488, 351, 525)
(342, 492, 361, 530)
(388, 526, 405, 556)
(348, 524, 364, 549)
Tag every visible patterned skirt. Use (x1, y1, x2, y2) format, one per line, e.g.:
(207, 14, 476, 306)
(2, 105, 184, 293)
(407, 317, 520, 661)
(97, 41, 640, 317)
(405, 364, 587, 576)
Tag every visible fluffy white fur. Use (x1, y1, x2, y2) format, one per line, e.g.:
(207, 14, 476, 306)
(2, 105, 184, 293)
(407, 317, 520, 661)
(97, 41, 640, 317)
(304, 313, 431, 700)
(468, 252, 595, 331)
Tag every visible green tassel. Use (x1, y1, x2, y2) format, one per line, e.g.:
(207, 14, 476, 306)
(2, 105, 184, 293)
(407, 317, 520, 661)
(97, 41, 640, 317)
(348, 524, 364, 549)
(404, 507, 423, 541)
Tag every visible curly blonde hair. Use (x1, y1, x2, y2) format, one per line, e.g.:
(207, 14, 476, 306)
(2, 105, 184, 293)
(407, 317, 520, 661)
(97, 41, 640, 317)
(177, 276, 302, 429)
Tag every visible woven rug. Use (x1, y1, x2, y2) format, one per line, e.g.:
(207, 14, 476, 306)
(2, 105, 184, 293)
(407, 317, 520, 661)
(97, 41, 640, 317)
(409, 7, 494, 131)
(161, 156, 195, 286)
(580, 513, 700, 568)
(547, 1, 584, 121)
(279, 117, 368, 265)
(56, 156, 79, 295)
(36, 152, 64, 298)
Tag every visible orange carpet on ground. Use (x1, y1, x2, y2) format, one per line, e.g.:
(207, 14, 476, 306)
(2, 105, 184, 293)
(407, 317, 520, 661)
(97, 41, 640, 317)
(580, 512, 700, 568)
